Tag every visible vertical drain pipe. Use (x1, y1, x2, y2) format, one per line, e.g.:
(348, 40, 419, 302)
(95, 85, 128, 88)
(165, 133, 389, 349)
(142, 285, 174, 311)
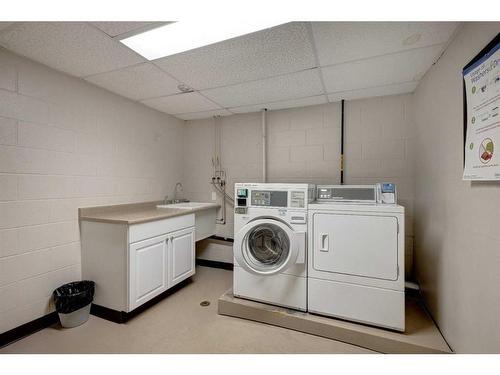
(340, 99, 345, 185)
(262, 108, 267, 183)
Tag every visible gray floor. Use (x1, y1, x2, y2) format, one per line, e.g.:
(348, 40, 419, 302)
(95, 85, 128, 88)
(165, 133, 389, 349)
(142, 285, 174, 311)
(1, 266, 374, 353)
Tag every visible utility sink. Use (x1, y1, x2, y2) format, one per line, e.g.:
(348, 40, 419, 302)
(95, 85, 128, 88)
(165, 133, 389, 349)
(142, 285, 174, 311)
(156, 202, 219, 210)
(156, 202, 219, 242)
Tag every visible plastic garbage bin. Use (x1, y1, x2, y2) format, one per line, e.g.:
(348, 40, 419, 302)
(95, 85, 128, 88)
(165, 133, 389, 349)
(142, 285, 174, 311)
(53, 281, 95, 328)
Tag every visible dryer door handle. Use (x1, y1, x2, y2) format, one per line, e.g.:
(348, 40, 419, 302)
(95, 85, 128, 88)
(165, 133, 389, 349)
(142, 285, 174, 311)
(320, 233, 329, 252)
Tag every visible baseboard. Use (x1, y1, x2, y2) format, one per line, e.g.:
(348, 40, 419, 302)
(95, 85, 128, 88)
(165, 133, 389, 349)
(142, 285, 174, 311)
(0, 278, 194, 347)
(90, 304, 127, 324)
(196, 258, 234, 271)
(0, 311, 59, 349)
(208, 235, 234, 243)
(91, 277, 193, 323)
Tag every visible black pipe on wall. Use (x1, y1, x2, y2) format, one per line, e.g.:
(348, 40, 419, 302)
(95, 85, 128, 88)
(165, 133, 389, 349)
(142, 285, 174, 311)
(340, 99, 345, 184)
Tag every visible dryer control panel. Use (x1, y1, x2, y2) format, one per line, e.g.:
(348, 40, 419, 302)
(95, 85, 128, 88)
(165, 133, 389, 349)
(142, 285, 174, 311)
(316, 183, 397, 204)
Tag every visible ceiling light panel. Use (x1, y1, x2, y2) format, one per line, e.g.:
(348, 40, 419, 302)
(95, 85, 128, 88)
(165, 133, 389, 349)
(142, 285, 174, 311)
(141, 92, 221, 114)
(120, 20, 285, 60)
(327, 82, 418, 102)
(153, 22, 316, 90)
(229, 95, 327, 114)
(201, 69, 324, 108)
(0, 22, 145, 77)
(321, 45, 443, 94)
(311, 22, 459, 66)
(85, 63, 181, 101)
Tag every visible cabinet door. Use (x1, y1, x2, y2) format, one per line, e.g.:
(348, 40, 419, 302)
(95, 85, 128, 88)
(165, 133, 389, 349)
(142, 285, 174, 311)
(169, 227, 195, 286)
(129, 234, 168, 310)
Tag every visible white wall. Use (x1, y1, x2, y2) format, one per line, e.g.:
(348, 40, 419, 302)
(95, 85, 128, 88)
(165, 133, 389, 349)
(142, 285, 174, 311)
(413, 23, 500, 353)
(183, 103, 341, 239)
(183, 96, 415, 275)
(0, 48, 184, 334)
(344, 94, 415, 277)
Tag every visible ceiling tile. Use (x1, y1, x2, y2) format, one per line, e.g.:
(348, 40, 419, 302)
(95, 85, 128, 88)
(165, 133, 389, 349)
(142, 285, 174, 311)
(0, 22, 145, 77)
(90, 22, 165, 38)
(321, 45, 443, 94)
(311, 22, 459, 66)
(201, 69, 324, 108)
(85, 63, 181, 100)
(230, 95, 327, 114)
(327, 82, 418, 102)
(0, 22, 14, 33)
(141, 92, 221, 114)
(154, 22, 316, 90)
(175, 109, 233, 121)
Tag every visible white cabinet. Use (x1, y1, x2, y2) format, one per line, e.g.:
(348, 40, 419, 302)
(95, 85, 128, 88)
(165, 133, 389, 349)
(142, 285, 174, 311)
(128, 226, 195, 311)
(129, 234, 168, 311)
(170, 227, 195, 286)
(81, 214, 196, 315)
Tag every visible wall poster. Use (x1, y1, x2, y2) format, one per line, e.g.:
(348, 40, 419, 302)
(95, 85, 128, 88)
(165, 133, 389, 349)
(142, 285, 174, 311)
(463, 33, 500, 180)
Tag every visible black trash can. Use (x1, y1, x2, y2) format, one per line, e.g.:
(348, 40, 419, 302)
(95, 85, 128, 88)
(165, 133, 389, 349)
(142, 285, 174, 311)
(53, 281, 95, 328)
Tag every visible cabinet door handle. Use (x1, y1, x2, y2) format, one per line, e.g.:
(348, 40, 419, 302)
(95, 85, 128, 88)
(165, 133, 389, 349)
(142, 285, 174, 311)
(320, 233, 329, 252)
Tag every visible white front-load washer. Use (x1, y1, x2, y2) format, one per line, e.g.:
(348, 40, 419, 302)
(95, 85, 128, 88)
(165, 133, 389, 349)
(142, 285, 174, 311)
(308, 185, 405, 331)
(232, 183, 315, 311)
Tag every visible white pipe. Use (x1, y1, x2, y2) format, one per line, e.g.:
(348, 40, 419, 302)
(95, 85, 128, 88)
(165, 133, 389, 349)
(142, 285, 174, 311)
(262, 108, 267, 183)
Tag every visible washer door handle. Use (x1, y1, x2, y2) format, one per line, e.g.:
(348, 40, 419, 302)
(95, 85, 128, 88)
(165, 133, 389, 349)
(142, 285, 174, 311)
(294, 231, 306, 264)
(320, 233, 329, 252)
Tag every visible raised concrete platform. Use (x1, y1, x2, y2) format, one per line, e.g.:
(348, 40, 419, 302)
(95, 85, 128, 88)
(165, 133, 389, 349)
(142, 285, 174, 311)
(218, 290, 452, 354)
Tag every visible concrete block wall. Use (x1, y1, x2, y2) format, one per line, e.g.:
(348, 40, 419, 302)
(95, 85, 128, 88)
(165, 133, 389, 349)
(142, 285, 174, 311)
(0, 48, 184, 334)
(344, 94, 415, 278)
(182, 103, 341, 239)
(183, 96, 415, 278)
(266, 103, 341, 184)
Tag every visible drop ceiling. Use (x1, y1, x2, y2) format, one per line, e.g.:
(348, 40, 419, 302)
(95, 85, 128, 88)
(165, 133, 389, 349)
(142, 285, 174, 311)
(0, 21, 459, 120)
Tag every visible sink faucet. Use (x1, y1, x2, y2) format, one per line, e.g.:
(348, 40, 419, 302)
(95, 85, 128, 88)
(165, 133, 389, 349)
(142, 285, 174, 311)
(174, 182, 183, 201)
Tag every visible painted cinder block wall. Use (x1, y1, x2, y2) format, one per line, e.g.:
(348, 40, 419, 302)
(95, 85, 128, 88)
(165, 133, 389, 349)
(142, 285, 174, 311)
(182, 94, 416, 277)
(413, 22, 500, 353)
(0, 48, 185, 334)
(344, 94, 416, 280)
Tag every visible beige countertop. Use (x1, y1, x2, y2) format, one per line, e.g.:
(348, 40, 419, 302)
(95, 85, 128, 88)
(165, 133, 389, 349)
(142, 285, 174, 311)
(79, 201, 220, 225)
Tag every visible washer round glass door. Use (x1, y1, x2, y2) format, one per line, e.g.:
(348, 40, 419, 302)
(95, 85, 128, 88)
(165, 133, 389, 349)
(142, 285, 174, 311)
(234, 219, 300, 276)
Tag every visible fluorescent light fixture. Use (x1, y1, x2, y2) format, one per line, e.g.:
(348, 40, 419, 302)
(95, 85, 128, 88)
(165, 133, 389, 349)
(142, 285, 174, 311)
(120, 20, 285, 60)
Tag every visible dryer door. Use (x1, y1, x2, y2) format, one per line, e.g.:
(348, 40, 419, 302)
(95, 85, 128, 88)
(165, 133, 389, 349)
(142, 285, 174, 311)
(312, 212, 399, 280)
(234, 219, 304, 276)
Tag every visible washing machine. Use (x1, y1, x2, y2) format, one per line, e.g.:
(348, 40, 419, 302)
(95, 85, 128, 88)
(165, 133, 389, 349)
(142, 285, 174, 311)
(308, 184, 406, 331)
(233, 183, 315, 311)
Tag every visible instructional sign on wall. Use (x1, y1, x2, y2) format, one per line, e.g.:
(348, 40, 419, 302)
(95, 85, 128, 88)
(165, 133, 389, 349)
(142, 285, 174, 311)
(463, 34, 500, 181)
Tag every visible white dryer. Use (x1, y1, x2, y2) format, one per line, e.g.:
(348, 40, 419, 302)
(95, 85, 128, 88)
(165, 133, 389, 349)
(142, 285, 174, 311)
(308, 184, 405, 331)
(233, 183, 315, 311)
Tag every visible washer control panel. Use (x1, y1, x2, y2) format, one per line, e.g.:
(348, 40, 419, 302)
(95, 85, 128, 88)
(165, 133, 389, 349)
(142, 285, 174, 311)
(234, 183, 314, 211)
(251, 190, 287, 207)
(290, 191, 305, 208)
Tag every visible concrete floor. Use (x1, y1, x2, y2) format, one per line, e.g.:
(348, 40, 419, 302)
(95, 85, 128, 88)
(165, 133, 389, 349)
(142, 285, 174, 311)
(1, 266, 374, 353)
